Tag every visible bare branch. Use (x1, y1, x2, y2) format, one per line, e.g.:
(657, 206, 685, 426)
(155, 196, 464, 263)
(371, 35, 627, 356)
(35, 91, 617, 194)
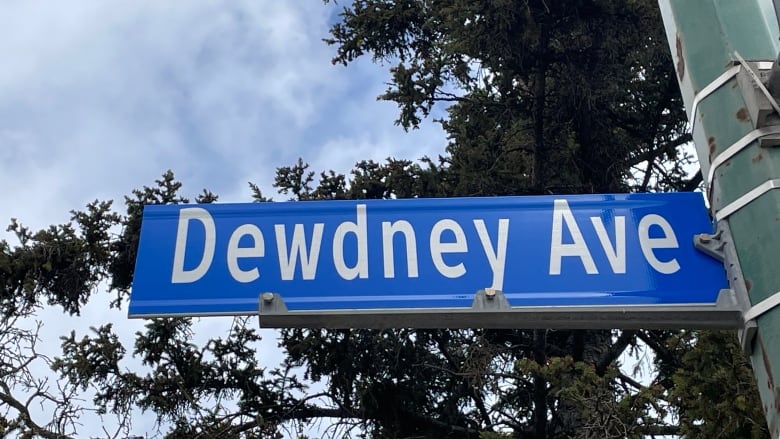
(681, 170, 703, 192)
(625, 133, 692, 168)
(595, 331, 636, 376)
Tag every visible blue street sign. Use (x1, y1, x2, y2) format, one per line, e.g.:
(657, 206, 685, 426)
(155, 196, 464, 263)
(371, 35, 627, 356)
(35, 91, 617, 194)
(129, 192, 732, 328)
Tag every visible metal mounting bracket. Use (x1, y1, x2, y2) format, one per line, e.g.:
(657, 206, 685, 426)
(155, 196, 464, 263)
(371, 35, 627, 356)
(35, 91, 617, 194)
(694, 221, 756, 353)
(702, 55, 780, 212)
(694, 228, 725, 262)
(471, 288, 511, 310)
(258, 290, 516, 327)
(734, 52, 780, 134)
(259, 292, 287, 315)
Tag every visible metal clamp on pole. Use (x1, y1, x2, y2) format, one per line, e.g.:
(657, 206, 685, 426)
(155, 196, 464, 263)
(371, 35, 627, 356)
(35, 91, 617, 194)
(702, 55, 780, 221)
(694, 55, 780, 352)
(690, 56, 778, 187)
(689, 64, 742, 136)
(714, 179, 780, 221)
(702, 56, 780, 201)
(733, 52, 780, 127)
(707, 126, 780, 191)
(743, 291, 780, 324)
(688, 57, 775, 136)
(694, 221, 756, 353)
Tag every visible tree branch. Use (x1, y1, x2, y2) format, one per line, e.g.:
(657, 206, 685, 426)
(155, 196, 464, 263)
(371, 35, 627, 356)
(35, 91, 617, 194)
(616, 372, 643, 390)
(281, 404, 483, 438)
(626, 133, 692, 169)
(0, 381, 76, 439)
(432, 333, 493, 427)
(639, 157, 654, 192)
(595, 331, 636, 376)
(636, 330, 679, 369)
(681, 170, 703, 192)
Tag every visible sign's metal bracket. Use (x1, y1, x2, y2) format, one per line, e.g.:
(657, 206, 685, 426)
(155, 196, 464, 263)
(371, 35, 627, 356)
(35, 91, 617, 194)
(257, 289, 744, 331)
(694, 221, 756, 353)
(258, 290, 518, 319)
(471, 288, 511, 310)
(260, 292, 288, 315)
(694, 229, 726, 262)
(259, 290, 518, 324)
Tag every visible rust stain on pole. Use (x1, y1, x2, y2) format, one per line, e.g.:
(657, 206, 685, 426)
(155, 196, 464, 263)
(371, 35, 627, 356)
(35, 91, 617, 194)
(737, 107, 750, 121)
(708, 136, 717, 162)
(759, 335, 780, 436)
(759, 335, 776, 389)
(676, 33, 685, 80)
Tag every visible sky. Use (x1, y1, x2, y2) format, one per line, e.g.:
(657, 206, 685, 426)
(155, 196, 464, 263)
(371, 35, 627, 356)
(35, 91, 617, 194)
(0, 1, 446, 436)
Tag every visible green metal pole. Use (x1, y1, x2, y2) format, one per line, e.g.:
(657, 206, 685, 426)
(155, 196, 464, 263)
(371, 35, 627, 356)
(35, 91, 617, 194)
(659, 0, 780, 434)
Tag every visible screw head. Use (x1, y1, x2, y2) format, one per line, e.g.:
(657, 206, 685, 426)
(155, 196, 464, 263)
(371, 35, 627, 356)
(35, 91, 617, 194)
(485, 288, 496, 300)
(262, 292, 275, 303)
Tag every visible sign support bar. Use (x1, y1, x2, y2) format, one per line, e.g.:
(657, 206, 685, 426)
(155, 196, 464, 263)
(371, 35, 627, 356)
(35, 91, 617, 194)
(258, 290, 743, 330)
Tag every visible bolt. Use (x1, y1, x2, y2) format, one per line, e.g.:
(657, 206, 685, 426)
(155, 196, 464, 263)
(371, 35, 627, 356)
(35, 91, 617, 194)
(262, 292, 275, 303)
(485, 288, 496, 300)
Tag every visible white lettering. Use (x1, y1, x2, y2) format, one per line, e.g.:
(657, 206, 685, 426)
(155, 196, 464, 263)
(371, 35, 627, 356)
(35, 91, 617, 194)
(549, 200, 597, 275)
(227, 224, 264, 283)
(474, 219, 509, 290)
(275, 223, 324, 280)
(430, 219, 468, 278)
(590, 216, 626, 274)
(638, 214, 680, 274)
(333, 205, 369, 280)
(171, 207, 216, 283)
(381, 220, 418, 279)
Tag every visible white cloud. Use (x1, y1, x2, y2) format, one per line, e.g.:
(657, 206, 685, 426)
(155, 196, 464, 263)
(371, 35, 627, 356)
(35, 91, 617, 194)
(1, 1, 344, 221)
